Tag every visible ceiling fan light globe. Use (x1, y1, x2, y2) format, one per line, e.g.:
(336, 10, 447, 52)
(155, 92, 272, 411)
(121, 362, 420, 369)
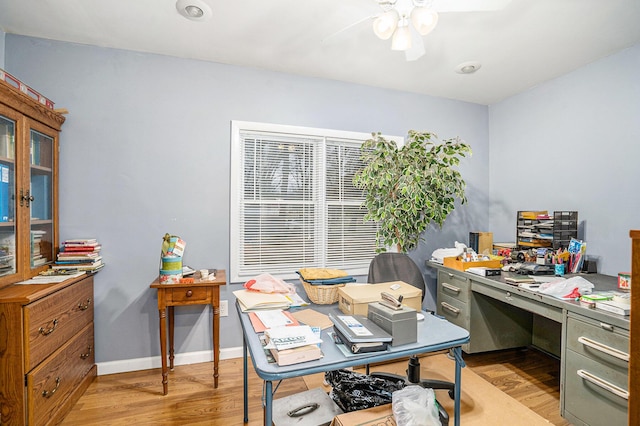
(373, 10, 399, 40)
(391, 25, 412, 51)
(411, 7, 438, 36)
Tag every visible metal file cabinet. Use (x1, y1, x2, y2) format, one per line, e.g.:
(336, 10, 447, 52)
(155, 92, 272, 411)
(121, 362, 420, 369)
(562, 311, 629, 426)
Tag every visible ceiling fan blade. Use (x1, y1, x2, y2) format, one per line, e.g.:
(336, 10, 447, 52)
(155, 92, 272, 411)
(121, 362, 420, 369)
(404, 26, 425, 61)
(431, 0, 512, 12)
(321, 15, 376, 44)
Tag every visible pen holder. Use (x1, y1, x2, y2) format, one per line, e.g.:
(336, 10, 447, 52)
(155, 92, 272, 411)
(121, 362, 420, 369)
(554, 263, 565, 277)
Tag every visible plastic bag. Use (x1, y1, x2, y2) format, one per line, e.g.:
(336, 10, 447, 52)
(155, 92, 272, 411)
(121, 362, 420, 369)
(324, 369, 405, 412)
(243, 272, 293, 294)
(538, 276, 594, 299)
(392, 385, 440, 426)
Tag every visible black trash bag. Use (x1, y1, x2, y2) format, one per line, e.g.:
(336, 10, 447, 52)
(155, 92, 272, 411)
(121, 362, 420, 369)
(324, 369, 406, 412)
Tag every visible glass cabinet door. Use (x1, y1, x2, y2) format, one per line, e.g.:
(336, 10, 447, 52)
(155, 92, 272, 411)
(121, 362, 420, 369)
(0, 115, 16, 276)
(30, 129, 54, 268)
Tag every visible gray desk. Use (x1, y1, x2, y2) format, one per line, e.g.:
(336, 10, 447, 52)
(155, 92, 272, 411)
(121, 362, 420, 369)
(428, 262, 630, 426)
(237, 302, 470, 426)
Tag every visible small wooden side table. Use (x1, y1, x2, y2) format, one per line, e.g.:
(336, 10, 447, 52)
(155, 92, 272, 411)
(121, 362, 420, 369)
(150, 269, 226, 395)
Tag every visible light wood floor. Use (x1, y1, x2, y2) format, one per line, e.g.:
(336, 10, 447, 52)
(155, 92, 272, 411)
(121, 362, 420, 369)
(62, 347, 571, 426)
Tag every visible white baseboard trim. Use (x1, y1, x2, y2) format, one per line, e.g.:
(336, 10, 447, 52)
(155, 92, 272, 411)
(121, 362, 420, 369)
(96, 346, 244, 376)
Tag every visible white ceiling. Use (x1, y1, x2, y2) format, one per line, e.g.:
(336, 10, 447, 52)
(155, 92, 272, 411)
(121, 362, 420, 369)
(1, 0, 639, 105)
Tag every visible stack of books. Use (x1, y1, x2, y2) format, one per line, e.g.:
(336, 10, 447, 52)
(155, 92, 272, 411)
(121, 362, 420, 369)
(264, 325, 323, 366)
(53, 238, 104, 272)
(31, 230, 47, 267)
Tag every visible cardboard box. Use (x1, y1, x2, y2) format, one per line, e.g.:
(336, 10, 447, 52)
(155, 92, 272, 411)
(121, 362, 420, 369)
(469, 231, 493, 255)
(443, 257, 502, 271)
(330, 404, 396, 426)
(338, 282, 422, 316)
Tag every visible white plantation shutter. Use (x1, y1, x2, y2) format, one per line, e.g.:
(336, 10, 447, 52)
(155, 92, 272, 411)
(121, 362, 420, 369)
(230, 122, 379, 283)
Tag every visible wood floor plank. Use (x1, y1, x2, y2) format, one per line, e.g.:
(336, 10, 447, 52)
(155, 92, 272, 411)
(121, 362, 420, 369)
(62, 348, 571, 425)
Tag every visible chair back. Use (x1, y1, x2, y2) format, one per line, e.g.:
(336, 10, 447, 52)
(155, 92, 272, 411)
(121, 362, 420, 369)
(367, 252, 426, 301)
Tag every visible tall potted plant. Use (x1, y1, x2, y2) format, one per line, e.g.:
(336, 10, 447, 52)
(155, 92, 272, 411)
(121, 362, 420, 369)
(353, 130, 472, 253)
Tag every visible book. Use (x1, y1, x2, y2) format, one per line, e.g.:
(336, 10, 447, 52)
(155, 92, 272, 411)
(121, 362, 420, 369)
(264, 325, 322, 351)
(595, 300, 630, 316)
(330, 314, 392, 344)
(60, 245, 101, 252)
(269, 344, 322, 366)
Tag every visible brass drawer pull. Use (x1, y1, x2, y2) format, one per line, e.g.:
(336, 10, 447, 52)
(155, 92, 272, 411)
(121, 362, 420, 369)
(577, 336, 629, 362)
(42, 377, 61, 398)
(441, 302, 460, 315)
(577, 369, 629, 400)
(442, 282, 461, 293)
(78, 298, 92, 310)
(186, 290, 193, 297)
(80, 345, 93, 360)
(38, 319, 59, 335)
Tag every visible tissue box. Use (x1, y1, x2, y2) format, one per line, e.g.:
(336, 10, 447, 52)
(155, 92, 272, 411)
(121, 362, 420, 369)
(338, 282, 421, 316)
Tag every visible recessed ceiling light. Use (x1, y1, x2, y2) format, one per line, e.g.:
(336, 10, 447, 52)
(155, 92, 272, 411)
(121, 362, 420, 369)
(176, 0, 212, 21)
(455, 61, 482, 74)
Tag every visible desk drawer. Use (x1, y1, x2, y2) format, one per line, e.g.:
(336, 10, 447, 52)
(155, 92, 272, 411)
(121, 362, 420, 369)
(168, 287, 211, 304)
(471, 282, 562, 322)
(24, 277, 94, 371)
(26, 322, 95, 425)
(566, 312, 629, 370)
(564, 349, 628, 426)
(437, 293, 468, 330)
(438, 270, 470, 303)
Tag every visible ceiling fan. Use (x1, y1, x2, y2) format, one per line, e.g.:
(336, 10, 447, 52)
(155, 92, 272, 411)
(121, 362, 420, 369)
(325, 0, 512, 61)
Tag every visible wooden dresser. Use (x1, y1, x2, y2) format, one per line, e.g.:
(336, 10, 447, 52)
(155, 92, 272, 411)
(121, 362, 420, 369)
(0, 274, 96, 425)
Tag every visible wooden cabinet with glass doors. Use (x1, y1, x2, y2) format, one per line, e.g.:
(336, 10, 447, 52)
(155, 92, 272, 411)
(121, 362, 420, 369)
(0, 78, 64, 287)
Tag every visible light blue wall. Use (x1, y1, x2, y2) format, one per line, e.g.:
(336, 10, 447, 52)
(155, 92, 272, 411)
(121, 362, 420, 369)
(489, 44, 640, 276)
(5, 36, 489, 364)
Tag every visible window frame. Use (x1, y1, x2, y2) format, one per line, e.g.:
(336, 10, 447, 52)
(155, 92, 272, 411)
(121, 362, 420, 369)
(230, 121, 402, 283)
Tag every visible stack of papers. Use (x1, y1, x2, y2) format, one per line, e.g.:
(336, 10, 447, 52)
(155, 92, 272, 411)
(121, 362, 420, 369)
(233, 289, 309, 311)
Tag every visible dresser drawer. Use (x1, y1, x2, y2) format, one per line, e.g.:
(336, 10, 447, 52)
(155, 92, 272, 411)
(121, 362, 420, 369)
(437, 270, 470, 303)
(24, 277, 94, 371)
(566, 312, 629, 370)
(564, 349, 628, 426)
(167, 287, 211, 304)
(26, 322, 95, 426)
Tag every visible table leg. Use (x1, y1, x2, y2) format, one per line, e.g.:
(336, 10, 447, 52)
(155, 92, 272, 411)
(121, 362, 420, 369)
(212, 303, 220, 388)
(159, 307, 168, 395)
(264, 380, 273, 426)
(453, 346, 465, 426)
(243, 337, 248, 423)
(168, 306, 175, 371)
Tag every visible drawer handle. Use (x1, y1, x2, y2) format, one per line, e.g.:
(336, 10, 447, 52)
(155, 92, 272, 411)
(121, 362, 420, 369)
(576, 369, 629, 400)
(577, 336, 629, 362)
(186, 290, 193, 297)
(39, 319, 59, 336)
(442, 282, 461, 293)
(42, 377, 61, 398)
(78, 298, 92, 310)
(441, 302, 460, 315)
(80, 345, 93, 360)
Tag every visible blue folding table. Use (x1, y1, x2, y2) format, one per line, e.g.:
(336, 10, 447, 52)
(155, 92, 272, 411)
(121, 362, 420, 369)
(238, 302, 470, 426)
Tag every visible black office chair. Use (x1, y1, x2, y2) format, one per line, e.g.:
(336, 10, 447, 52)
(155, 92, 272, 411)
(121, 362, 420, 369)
(367, 252, 456, 421)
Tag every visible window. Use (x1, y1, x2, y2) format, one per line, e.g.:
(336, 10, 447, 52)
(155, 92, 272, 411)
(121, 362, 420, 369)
(230, 121, 387, 283)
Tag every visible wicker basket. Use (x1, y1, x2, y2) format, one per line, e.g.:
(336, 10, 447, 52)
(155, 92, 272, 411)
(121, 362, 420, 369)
(300, 278, 345, 304)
